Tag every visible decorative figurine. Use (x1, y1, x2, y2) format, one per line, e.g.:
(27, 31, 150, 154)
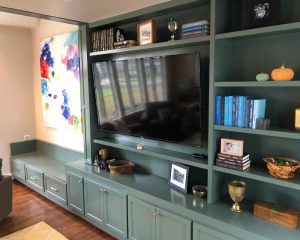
(168, 18, 178, 41)
(228, 180, 246, 212)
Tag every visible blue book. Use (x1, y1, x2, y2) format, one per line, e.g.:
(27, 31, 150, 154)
(215, 96, 222, 125)
(182, 26, 209, 33)
(237, 96, 246, 128)
(182, 20, 209, 29)
(228, 96, 234, 126)
(244, 98, 251, 128)
(234, 96, 239, 127)
(232, 96, 237, 127)
(248, 99, 254, 128)
(224, 96, 229, 126)
(252, 99, 267, 129)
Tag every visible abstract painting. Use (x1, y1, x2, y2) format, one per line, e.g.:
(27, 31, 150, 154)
(40, 31, 82, 132)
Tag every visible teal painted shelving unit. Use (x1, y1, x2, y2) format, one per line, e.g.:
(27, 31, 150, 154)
(79, 0, 300, 239)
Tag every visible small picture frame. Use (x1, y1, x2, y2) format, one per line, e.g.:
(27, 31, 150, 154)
(220, 138, 244, 157)
(169, 162, 189, 193)
(137, 20, 156, 45)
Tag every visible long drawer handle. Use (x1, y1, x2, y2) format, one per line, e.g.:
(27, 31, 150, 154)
(51, 186, 59, 192)
(30, 176, 38, 181)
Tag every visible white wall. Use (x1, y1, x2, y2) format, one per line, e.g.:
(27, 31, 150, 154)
(31, 20, 84, 153)
(0, 26, 36, 175)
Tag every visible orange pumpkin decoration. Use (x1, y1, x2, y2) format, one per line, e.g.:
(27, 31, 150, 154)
(271, 64, 294, 81)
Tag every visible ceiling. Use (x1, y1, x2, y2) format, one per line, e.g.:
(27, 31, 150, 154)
(0, 0, 169, 24)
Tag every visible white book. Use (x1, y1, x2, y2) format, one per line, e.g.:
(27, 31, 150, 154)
(252, 99, 266, 129)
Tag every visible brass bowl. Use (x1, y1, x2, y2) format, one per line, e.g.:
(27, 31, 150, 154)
(263, 157, 300, 179)
(192, 185, 207, 198)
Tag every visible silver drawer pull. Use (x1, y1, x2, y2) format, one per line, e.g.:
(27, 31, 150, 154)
(78, 180, 82, 183)
(30, 176, 38, 180)
(50, 186, 59, 192)
(99, 187, 107, 192)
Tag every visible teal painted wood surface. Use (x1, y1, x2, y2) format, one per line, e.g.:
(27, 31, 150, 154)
(25, 165, 44, 192)
(104, 185, 127, 239)
(128, 197, 155, 240)
(214, 81, 300, 87)
(155, 207, 191, 240)
(93, 138, 208, 169)
(214, 125, 300, 140)
(193, 222, 237, 240)
(12, 160, 25, 181)
(10, 140, 37, 155)
(84, 178, 105, 226)
(66, 172, 84, 215)
(44, 175, 67, 205)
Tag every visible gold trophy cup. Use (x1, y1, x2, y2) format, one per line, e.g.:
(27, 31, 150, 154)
(228, 180, 246, 212)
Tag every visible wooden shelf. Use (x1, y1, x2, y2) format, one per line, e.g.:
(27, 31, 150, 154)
(216, 22, 300, 40)
(89, 36, 210, 57)
(93, 138, 208, 169)
(214, 125, 300, 140)
(214, 81, 300, 88)
(213, 165, 300, 191)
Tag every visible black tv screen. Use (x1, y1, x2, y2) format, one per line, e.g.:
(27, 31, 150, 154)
(92, 52, 208, 147)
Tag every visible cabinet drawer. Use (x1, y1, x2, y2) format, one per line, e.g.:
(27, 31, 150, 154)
(12, 160, 25, 181)
(45, 175, 67, 205)
(25, 165, 44, 191)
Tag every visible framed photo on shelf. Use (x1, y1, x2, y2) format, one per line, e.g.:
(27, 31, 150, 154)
(220, 138, 244, 157)
(137, 19, 156, 45)
(241, 0, 281, 29)
(169, 162, 189, 193)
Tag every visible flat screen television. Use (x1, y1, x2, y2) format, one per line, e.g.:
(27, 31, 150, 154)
(92, 52, 208, 147)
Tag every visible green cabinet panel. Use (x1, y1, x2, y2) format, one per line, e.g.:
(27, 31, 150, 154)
(104, 185, 127, 239)
(128, 196, 191, 240)
(44, 175, 67, 205)
(84, 178, 105, 226)
(128, 196, 156, 240)
(193, 222, 237, 240)
(156, 208, 191, 240)
(66, 172, 84, 215)
(12, 160, 25, 181)
(25, 165, 44, 192)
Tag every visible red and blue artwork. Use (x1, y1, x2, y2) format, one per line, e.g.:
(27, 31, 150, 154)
(40, 31, 82, 132)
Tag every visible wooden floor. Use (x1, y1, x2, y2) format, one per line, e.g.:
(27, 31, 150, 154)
(0, 181, 116, 240)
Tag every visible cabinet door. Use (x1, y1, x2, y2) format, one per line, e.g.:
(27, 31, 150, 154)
(128, 197, 155, 240)
(84, 178, 105, 226)
(66, 172, 84, 215)
(12, 160, 25, 181)
(155, 208, 191, 240)
(104, 185, 127, 239)
(193, 222, 238, 240)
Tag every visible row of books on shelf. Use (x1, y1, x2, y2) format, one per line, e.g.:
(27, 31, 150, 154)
(215, 153, 251, 171)
(91, 28, 137, 52)
(215, 96, 266, 129)
(181, 20, 210, 39)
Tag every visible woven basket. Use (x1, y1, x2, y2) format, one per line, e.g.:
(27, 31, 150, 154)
(263, 157, 300, 179)
(109, 160, 135, 174)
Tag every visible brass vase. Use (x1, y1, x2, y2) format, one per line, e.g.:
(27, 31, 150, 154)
(228, 180, 246, 212)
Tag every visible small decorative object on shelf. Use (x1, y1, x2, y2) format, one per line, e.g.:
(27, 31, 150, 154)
(136, 143, 144, 150)
(241, 0, 281, 29)
(295, 108, 300, 131)
(255, 118, 270, 129)
(254, 201, 299, 229)
(113, 40, 137, 49)
(216, 152, 251, 171)
(220, 138, 244, 157)
(271, 64, 294, 81)
(169, 162, 189, 193)
(256, 72, 269, 81)
(215, 96, 266, 129)
(99, 148, 109, 171)
(168, 18, 178, 41)
(181, 20, 210, 39)
(108, 160, 135, 174)
(137, 19, 156, 45)
(263, 157, 300, 179)
(192, 185, 207, 198)
(228, 180, 246, 212)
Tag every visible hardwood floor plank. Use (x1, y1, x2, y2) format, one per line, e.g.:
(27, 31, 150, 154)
(0, 181, 116, 240)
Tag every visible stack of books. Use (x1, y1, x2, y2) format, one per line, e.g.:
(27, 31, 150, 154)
(91, 28, 122, 52)
(216, 153, 251, 171)
(181, 20, 210, 39)
(113, 40, 137, 49)
(215, 96, 266, 129)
